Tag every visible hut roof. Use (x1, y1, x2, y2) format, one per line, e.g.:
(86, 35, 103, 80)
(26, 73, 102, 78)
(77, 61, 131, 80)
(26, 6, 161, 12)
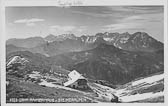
(63, 70, 85, 86)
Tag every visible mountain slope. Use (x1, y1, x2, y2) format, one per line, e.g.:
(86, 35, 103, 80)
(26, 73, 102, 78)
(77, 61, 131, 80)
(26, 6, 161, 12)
(119, 32, 163, 52)
(6, 37, 46, 48)
(6, 52, 164, 103)
(115, 72, 164, 102)
(44, 34, 57, 42)
(6, 44, 27, 54)
(49, 43, 164, 85)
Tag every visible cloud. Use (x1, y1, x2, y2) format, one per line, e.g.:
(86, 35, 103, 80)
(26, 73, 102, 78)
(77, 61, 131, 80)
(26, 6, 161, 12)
(76, 26, 87, 32)
(49, 25, 87, 34)
(14, 18, 45, 26)
(121, 14, 163, 23)
(50, 25, 76, 32)
(102, 12, 163, 32)
(71, 9, 124, 19)
(70, 6, 163, 19)
(26, 23, 36, 26)
(70, 6, 125, 18)
(121, 16, 143, 22)
(14, 18, 45, 23)
(14, 19, 27, 23)
(103, 23, 142, 31)
(107, 6, 163, 15)
(102, 15, 144, 31)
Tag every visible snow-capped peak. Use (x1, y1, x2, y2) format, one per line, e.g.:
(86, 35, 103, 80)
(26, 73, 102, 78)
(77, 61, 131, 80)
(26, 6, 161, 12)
(57, 34, 76, 40)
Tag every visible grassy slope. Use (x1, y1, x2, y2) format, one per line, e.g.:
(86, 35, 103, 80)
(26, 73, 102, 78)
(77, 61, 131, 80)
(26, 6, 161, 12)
(7, 79, 94, 103)
(7, 75, 114, 103)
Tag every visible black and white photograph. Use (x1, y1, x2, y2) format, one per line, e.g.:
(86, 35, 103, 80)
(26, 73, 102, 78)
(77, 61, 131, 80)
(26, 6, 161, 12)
(3, 0, 167, 104)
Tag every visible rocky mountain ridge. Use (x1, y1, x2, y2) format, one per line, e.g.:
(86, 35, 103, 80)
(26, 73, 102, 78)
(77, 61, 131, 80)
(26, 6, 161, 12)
(7, 32, 163, 56)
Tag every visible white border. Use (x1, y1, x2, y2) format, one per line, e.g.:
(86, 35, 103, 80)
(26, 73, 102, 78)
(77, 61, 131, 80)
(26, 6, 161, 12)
(1, 0, 168, 106)
(3, 0, 166, 6)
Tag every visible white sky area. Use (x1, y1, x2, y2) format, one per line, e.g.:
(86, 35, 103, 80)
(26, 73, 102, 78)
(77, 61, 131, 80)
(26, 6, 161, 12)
(6, 6, 164, 42)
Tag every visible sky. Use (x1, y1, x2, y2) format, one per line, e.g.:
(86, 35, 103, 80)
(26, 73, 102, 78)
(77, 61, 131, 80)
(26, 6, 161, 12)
(6, 6, 164, 42)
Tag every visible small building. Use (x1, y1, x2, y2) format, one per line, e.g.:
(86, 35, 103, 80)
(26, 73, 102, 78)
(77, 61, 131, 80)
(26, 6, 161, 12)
(63, 70, 88, 89)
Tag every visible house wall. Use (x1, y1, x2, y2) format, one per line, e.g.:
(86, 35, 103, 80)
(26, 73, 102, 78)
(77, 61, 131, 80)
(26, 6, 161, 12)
(69, 79, 88, 89)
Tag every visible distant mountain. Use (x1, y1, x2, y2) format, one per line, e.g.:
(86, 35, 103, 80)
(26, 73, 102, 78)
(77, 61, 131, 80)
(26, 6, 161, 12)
(29, 38, 90, 56)
(49, 43, 164, 85)
(115, 32, 163, 52)
(79, 32, 163, 52)
(57, 34, 77, 41)
(44, 34, 77, 42)
(6, 44, 26, 55)
(6, 32, 163, 56)
(44, 34, 57, 42)
(6, 37, 45, 48)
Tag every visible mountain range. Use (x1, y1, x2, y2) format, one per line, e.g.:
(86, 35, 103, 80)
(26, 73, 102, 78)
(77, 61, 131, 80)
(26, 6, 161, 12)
(6, 32, 163, 56)
(6, 32, 164, 85)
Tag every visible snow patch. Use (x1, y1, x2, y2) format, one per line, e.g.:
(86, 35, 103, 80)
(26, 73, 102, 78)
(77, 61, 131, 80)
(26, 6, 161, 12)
(131, 74, 163, 86)
(85, 37, 97, 43)
(119, 37, 129, 43)
(120, 91, 163, 102)
(94, 83, 115, 93)
(29, 71, 41, 79)
(103, 38, 114, 42)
